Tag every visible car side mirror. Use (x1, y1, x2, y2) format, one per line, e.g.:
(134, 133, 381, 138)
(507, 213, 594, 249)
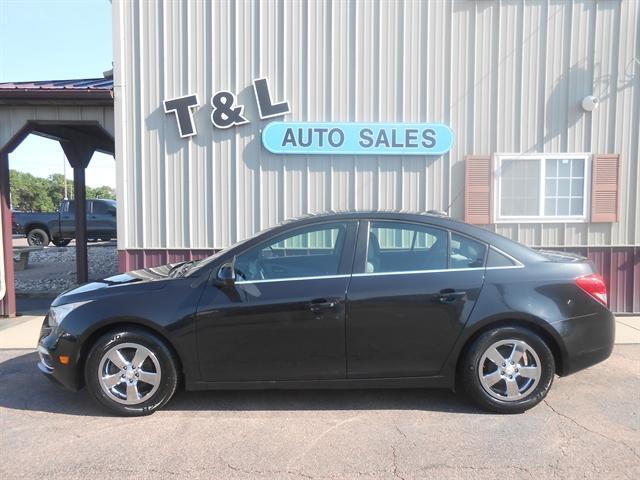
(216, 262, 236, 287)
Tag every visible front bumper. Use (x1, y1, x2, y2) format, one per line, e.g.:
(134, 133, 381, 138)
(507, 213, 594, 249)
(551, 307, 615, 376)
(37, 317, 82, 391)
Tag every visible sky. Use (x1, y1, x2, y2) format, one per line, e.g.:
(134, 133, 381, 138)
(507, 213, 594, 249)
(0, 0, 115, 188)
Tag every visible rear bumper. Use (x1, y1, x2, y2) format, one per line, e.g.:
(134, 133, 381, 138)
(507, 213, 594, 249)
(551, 308, 615, 376)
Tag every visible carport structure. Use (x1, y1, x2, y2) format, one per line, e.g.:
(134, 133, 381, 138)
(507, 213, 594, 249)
(0, 78, 114, 316)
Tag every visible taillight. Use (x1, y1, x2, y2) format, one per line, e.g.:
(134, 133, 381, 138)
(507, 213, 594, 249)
(576, 274, 608, 306)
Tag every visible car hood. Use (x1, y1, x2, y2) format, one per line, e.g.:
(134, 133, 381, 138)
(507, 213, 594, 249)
(51, 263, 182, 306)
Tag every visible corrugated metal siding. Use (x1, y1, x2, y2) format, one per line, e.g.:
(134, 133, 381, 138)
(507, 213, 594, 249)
(113, 0, 640, 251)
(547, 246, 640, 314)
(118, 249, 215, 273)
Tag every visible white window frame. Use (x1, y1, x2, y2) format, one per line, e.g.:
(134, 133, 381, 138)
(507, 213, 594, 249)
(493, 153, 591, 223)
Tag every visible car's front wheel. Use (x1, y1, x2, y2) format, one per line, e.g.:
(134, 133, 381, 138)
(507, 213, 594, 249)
(459, 326, 555, 413)
(85, 328, 179, 416)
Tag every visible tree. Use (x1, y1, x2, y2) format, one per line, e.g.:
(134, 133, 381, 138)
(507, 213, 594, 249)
(47, 173, 73, 204)
(10, 169, 116, 211)
(87, 185, 116, 200)
(9, 170, 56, 212)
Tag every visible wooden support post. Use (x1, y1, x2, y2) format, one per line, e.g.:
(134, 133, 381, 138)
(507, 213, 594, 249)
(0, 152, 16, 316)
(72, 166, 88, 283)
(60, 139, 94, 285)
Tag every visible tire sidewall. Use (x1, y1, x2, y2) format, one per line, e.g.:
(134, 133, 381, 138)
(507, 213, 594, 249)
(462, 326, 555, 413)
(27, 228, 49, 247)
(85, 328, 178, 416)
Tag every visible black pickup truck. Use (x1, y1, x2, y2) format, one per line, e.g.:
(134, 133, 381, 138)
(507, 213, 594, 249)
(13, 199, 117, 247)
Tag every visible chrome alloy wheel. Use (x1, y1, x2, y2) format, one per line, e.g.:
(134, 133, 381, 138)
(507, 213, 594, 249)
(98, 343, 161, 405)
(478, 339, 542, 402)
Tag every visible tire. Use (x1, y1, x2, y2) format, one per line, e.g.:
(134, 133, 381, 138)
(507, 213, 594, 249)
(27, 228, 50, 246)
(459, 326, 555, 414)
(84, 327, 179, 416)
(51, 238, 71, 247)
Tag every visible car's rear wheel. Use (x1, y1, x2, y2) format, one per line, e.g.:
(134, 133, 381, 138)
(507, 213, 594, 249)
(85, 328, 179, 416)
(459, 326, 555, 413)
(27, 228, 49, 246)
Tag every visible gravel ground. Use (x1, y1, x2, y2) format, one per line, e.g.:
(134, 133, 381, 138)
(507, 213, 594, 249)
(14, 245, 118, 294)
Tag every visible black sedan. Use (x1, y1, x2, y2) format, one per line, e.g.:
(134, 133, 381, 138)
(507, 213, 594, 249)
(37, 211, 614, 416)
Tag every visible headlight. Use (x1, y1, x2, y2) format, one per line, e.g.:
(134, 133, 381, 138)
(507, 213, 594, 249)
(49, 301, 92, 327)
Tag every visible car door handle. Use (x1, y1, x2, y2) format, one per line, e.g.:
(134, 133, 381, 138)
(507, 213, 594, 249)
(308, 298, 338, 312)
(436, 289, 467, 303)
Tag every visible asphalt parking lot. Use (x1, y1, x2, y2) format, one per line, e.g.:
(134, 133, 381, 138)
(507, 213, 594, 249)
(0, 346, 638, 479)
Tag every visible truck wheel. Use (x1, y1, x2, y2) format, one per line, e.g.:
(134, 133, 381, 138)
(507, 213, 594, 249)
(52, 238, 71, 247)
(27, 228, 50, 246)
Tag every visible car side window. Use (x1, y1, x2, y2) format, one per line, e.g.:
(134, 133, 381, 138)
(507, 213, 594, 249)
(64, 201, 91, 214)
(367, 221, 448, 273)
(486, 247, 517, 267)
(92, 202, 109, 214)
(235, 223, 348, 281)
(450, 233, 486, 269)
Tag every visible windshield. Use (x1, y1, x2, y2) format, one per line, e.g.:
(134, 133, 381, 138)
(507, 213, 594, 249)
(185, 236, 254, 276)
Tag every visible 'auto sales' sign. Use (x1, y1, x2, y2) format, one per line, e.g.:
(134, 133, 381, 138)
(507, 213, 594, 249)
(163, 78, 453, 156)
(262, 122, 453, 156)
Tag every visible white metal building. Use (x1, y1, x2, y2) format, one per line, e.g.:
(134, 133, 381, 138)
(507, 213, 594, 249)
(112, 0, 639, 312)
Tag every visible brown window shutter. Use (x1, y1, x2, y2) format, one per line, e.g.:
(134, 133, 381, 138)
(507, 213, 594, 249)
(464, 155, 492, 224)
(591, 154, 620, 222)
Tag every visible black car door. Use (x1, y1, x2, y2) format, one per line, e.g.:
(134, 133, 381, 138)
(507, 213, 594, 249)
(196, 220, 357, 382)
(346, 220, 486, 378)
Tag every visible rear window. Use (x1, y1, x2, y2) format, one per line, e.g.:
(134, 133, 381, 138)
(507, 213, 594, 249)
(487, 248, 518, 267)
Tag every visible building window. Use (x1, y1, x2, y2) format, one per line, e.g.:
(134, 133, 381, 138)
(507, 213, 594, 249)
(495, 154, 590, 222)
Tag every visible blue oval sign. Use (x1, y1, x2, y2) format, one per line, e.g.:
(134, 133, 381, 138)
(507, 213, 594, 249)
(262, 122, 454, 155)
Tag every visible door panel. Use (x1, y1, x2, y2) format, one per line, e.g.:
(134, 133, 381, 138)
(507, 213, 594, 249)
(59, 201, 91, 238)
(196, 220, 358, 382)
(59, 202, 77, 237)
(196, 276, 350, 381)
(346, 269, 484, 377)
(346, 220, 486, 378)
(88, 201, 117, 238)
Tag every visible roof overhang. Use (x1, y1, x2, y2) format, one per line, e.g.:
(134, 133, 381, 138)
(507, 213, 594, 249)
(0, 77, 114, 106)
(0, 90, 113, 106)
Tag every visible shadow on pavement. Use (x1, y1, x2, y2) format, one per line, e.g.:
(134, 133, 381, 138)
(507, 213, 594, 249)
(0, 350, 480, 417)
